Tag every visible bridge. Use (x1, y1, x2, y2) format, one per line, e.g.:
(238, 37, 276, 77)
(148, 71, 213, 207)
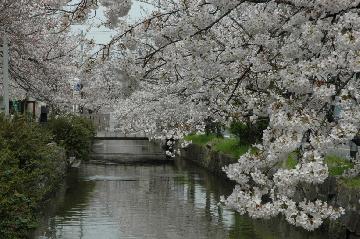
(91, 131, 168, 163)
(80, 113, 168, 163)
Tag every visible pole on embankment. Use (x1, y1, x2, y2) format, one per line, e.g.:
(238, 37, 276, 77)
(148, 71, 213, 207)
(2, 34, 9, 116)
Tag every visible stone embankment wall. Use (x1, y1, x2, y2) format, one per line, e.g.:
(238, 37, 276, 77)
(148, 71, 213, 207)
(180, 143, 360, 239)
(180, 143, 237, 178)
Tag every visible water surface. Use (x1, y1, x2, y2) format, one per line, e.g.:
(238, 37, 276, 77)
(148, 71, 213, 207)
(33, 160, 328, 239)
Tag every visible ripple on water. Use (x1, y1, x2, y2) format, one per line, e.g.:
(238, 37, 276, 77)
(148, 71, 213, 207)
(84, 175, 141, 181)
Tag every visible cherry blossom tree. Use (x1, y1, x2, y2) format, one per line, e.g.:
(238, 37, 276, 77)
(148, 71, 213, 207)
(0, 0, 132, 109)
(93, 0, 360, 230)
(0, 0, 83, 108)
(78, 57, 138, 112)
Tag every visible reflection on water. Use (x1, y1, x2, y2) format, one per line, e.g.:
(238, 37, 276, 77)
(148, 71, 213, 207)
(33, 160, 328, 239)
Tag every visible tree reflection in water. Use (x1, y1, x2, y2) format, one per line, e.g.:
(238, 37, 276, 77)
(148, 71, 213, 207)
(33, 160, 329, 239)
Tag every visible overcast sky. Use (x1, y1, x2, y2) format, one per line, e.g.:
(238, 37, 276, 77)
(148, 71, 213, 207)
(71, 1, 155, 44)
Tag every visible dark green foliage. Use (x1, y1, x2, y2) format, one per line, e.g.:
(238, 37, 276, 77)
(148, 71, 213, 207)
(0, 114, 95, 238)
(47, 115, 95, 161)
(0, 115, 66, 238)
(229, 118, 269, 145)
(204, 118, 224, 137)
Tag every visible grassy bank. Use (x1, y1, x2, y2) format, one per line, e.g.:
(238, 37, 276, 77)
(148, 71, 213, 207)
(340, 177, 360, 188)
(184, 134, 250, 158)
(0, 114, 95, 238)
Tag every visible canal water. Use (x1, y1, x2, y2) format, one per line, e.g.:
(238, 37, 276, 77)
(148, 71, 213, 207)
(32, 141, 329, 239)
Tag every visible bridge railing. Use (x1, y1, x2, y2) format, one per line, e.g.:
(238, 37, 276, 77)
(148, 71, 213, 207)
(82, 113, 110, 132)
(95, 130, 148, 140)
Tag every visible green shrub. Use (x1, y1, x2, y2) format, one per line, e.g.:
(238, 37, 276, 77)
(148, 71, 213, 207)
(0, 115, 66, 238)
(204, 118, 224, 137)
(229, 118, 269, 145)
(47, 115, 95, 160)
(0, 114, 95, 238)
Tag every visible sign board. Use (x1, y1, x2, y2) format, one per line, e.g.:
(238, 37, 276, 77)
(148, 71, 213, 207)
(74, 82, 81, 91)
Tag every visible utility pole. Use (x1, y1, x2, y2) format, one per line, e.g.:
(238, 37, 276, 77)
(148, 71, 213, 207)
(79, 30, 84, 114)
(73, 30, 85, 114)
(80, 30, 84, 65)
(2, 34, 9, 116)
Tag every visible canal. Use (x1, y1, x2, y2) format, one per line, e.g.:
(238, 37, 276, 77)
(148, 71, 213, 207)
(32, 141, 329, 239)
